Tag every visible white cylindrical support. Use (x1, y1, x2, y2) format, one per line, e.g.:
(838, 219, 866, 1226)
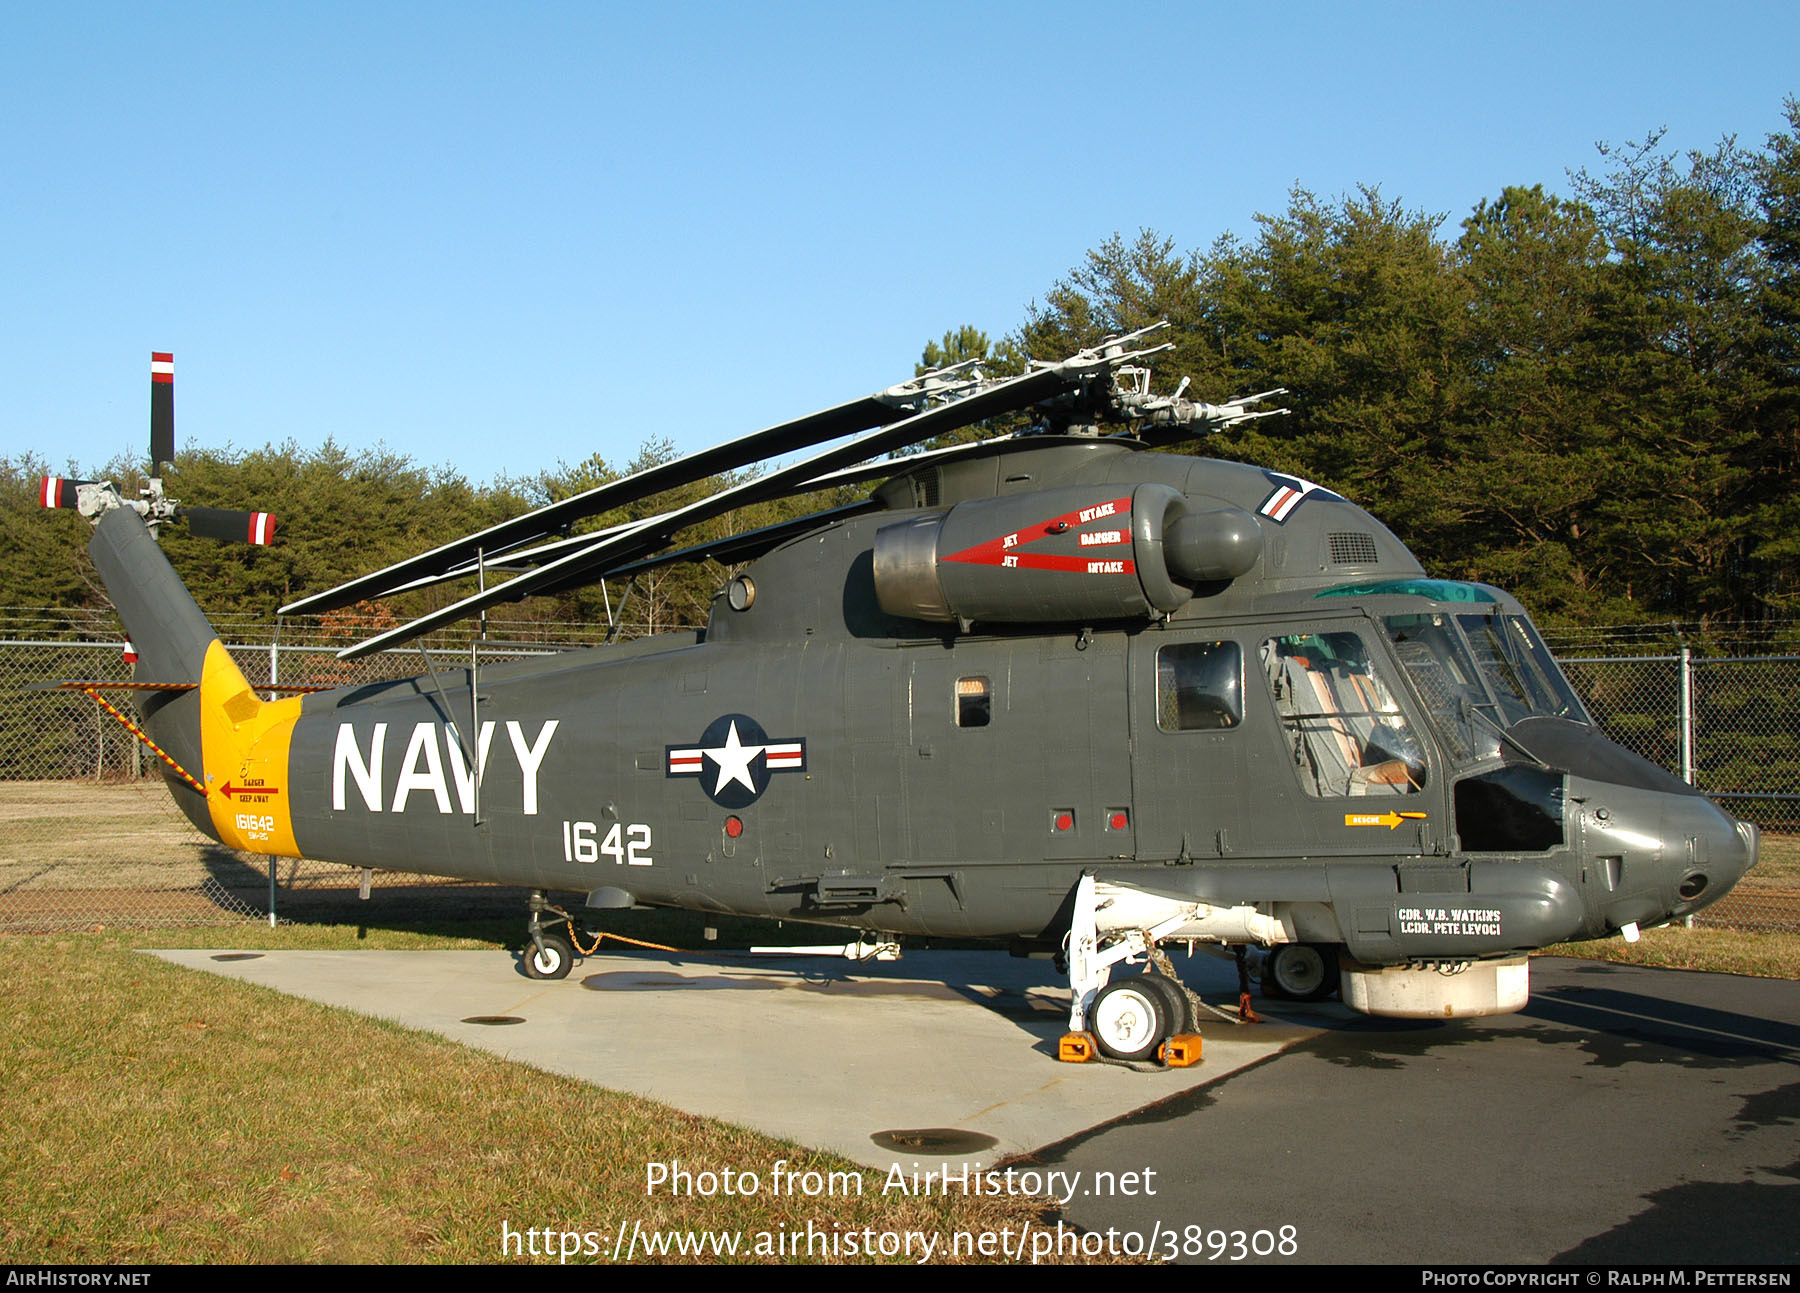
(1679, 645, 1693, 786)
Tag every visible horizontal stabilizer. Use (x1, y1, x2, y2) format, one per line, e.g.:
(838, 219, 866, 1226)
(24, 679, 327, 695)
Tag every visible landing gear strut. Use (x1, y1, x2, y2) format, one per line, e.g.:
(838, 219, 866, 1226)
(523, 890, 577, 981)
(1061, 874, 1202, 1065)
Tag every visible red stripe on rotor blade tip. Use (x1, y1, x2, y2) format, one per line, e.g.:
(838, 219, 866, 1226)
(249, 513, 277, 545)
(151, 353, 174, 382)
(40, 477, 58, 508)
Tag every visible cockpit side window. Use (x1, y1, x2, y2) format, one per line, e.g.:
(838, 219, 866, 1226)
(1155, 641, 1242, 731)
(1262, 632, 1425, 797)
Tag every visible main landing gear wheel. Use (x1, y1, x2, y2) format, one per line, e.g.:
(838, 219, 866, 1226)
(1136, 972, 1193, 1036)
(1091, 978, 1171, 1062)
(525, 930, 574, 981)
(1262, 943, 1340, 1002)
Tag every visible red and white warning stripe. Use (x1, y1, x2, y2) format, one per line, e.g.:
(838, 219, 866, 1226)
(151, 353, 174, 383)
(764, 741, 804, 769)
(248, 512, 277, 545)
(40, 477, 64, 508)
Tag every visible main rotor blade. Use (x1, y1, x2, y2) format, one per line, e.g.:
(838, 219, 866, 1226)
(372, 518, 643, 598)
(379, 439, 1016, 600)
(337, 365, 1071, 658)
(603, 499, 883, 580)
(279, 381, 940, 618)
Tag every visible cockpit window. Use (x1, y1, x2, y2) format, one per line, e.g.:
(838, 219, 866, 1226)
(1156, 641, 1242, 731)
(1384, 612, 1588, 766)
(1382, 613, 1493, 764)
(1456, 614, 1587, 725)
(1262, 633, 1425, 797)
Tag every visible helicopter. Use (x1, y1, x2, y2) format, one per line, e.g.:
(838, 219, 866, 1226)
(37, 331, 1759, 1065)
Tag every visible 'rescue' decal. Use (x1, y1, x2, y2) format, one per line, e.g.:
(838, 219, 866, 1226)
(331, 719, 558, 815)
(666, 714, 805, 809)
(941, 496, 1138, 574)
(1344, 811, 1427, 829)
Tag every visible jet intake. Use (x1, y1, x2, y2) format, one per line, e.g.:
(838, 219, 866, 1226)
(873, 483, 1260, 625)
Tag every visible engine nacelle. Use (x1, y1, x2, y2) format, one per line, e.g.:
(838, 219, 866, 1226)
(873, 482, 1260, 625)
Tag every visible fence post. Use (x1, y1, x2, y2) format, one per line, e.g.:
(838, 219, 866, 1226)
(1679, 645, 1694, 786)
(267, 639, 279, 929)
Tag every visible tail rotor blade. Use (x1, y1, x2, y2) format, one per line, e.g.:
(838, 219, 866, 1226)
(40, 477, 94, 509)
(183, 507, 277, 545)
(150, 352, 174, 474)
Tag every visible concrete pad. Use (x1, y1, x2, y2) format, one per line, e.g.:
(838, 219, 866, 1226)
(147, 947, 1322, 1171)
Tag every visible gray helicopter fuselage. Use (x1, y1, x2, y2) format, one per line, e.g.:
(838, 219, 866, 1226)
(135, 436, 1753, 964)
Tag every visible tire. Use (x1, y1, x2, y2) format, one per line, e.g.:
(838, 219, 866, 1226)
(1091, 978, 1170, 1062)
(1137, 973, 1193, 1035)
(524, 930, 573, 980)
(1262, 943, 1339, 1002)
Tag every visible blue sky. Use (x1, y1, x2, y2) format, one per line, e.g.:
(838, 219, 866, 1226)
(4, 1, 1796, 488)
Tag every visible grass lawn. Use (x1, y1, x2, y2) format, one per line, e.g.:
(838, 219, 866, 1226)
(0, 917, 1058, 1265)
(4, 910, 1793, 1264)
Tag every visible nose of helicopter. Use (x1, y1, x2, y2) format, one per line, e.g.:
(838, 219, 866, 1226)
(1576, 776, 1758, 935)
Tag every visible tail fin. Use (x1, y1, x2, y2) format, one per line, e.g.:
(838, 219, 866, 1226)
(87, 508, 303, 854)
(89, 508, 217, 689)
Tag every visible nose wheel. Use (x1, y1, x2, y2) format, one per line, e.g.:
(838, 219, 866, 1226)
(525, 928, 574, 980)
(523, 890, 578, 980)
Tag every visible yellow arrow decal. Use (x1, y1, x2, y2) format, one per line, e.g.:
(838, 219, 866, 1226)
(1343, 811, 1428, 830)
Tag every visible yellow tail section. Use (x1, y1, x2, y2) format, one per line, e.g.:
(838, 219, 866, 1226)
(197, 641, 305, 856)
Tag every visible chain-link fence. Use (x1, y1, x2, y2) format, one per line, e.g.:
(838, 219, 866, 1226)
(1554, 649, 1800, 934)
(4, 616, 1798, 933)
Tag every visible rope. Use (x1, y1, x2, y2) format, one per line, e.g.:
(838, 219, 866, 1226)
(562, 921, 684, 956)
(81, 687, 207, 796)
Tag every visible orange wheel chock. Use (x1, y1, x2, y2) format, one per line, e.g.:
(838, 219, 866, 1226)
(1160, 1034, 1204, 1067)
(1058, 1032, 1097, 1063)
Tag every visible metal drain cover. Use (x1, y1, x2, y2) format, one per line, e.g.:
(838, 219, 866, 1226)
(870, 1127, 998, 1154)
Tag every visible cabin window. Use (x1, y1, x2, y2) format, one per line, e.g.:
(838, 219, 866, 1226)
(956, 676, 991, 728)
(1155, 641, 1242, 731)
(1262, 633, 1425, 797)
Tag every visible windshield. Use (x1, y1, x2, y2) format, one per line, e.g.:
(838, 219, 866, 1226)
(1456, 613, 1588, 726)
(1383, 612, 1588, 766)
